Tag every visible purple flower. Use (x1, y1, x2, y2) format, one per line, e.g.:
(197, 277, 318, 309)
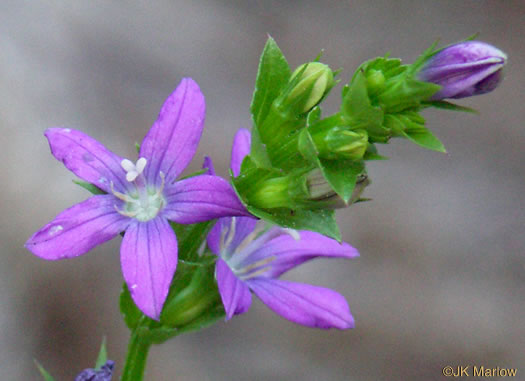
(205, 129, 358, 329)
(418, 41, 507, 100)
(25, 79, 248, 320)
(75, 360, 114, 381)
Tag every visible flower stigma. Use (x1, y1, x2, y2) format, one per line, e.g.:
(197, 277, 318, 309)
(111, 158, 166, 221)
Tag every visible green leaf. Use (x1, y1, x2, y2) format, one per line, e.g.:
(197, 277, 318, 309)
(250, 37, 291, 129)
(72, 179, 106, 195)
(34, 360, 56, 381)
(170, 220, 216, 262)
(94, 337, 108, 369)
(319, 158, 365, 204)
(247, 205, 341, 241)
(249, 127, 272, 168)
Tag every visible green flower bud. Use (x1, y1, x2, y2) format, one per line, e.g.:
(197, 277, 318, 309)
(161, 266, 221, 328)
(322, 128, 368, 160)
(248, 176, 292, 209)
(366, 69, 386, 96)
(285, 62, 334, 114)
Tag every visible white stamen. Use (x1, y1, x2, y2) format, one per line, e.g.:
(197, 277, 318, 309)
(126, 171, 139, 182)
(136, 157, 147, 173)
(121, 157, 148, 183)
(121, 159, 135, 172)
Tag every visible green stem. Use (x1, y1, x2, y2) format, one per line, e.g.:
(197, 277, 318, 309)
(120, 328, 152, 381)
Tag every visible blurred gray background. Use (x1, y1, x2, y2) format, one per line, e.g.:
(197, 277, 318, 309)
(1, 1, 524, 380)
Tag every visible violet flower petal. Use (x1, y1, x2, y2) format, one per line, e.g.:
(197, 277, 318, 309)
(162, 175, 249, 224)
(240, 230, 359, 279)
(140, 78, 205, 186)
(216, 258, 252, 319)
(45, 128, 129, 193)
(418, 41, 507, 100)
(230, 128, 251, 177)
(25, 195, 130, 260)
(248, 278, 354, 329)
(120, 217, 178, 320)
(75, 360, 114, 381)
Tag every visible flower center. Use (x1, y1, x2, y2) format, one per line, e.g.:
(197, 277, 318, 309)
(111, 158, 166, 222)
(219, 219, 289, 281)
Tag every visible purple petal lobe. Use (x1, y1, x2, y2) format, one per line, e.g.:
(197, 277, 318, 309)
(163, 175, 249, 224)
(230, 128, 251, 176)
(120, 217, 178, 320)
(45, 128, 129, 193)
(239, 230, 359, 278)
(25, 195, 130, 260)
(216, 258, 252, 319)
(248, 278, 354, 329)
(140, 78, 205, 185)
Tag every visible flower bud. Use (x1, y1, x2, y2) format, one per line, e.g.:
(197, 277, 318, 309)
(285, 62, 334, 113)
(321, 128, 368, 160)
(418, 41, 507, 100)
(161, 266, 221, 328)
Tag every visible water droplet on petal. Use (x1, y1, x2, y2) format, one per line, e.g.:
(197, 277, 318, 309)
(48, 225, 64, 236)
(131, 284, 138, 290)
(64, 128, 71, 133)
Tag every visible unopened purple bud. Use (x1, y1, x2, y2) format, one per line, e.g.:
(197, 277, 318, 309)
(74, 360, 114, 381)
(418, 41, 507, 100)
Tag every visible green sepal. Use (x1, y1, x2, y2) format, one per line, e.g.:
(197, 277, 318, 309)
(120, 284, 143, 330)
(251, 36, 291, 129)
(378, 76, 441, 113)
(307, 106, 322, 126)
(422, 100, 478, 114)
(385, 112, 446, 152)
(135, 142, 141, 153)
(178, 168, 209, 180)
(72, 179, 106, 195)
(35, 361, 56, 381)
(341, 70, 384, 133)
(298, 127, 365, 204)
(363, 144, 388, 160)
(94, 337, 108, 369)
